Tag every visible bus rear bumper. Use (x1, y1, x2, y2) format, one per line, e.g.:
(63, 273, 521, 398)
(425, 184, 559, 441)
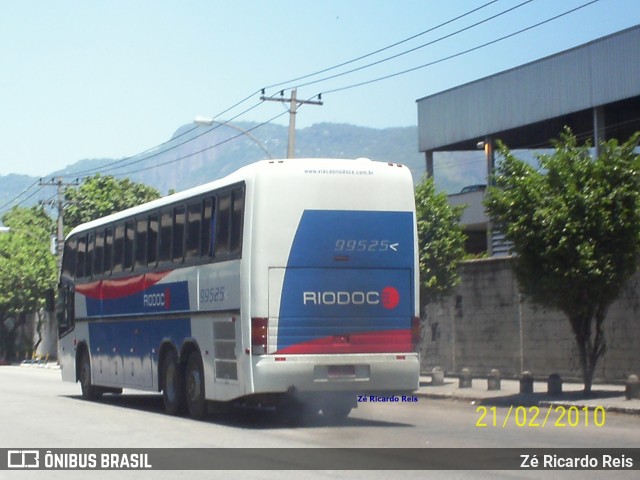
(251, 353, 419, 395)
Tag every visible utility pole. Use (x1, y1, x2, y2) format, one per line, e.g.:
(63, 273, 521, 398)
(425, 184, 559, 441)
(39, 177, 79, 271)
(260, 88, 323, 158)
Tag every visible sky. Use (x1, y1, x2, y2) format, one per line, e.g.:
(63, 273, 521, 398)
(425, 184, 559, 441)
(1, 0, 639, 177)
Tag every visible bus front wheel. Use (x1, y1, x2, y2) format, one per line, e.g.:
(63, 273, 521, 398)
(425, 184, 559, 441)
(162, 350, 185, 415)
(79, 350, 102, 400)
(185, 352, 207, 420)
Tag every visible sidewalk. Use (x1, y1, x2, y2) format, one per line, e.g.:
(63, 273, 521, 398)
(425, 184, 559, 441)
(416, 375, 640, 415)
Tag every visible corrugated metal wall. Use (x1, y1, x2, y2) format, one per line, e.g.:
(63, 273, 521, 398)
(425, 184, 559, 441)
(418, 25, 640, 151)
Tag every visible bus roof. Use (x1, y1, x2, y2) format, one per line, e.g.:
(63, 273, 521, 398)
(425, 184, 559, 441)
(66, 158, 412, 238)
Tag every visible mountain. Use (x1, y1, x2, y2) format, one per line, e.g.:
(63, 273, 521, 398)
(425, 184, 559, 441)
(0, 122, 485, 216)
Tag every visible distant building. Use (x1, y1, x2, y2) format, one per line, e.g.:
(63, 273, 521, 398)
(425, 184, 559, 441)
(417, 25, 640, 255)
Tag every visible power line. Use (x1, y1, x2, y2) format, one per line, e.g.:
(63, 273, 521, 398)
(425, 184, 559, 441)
(57, 91, 268, 180)
(263, 0, 502, 91)
(260, 88, 323, 158)
(58, 125, 200, 179)
(0, 179, 41, 213)
(27, 0, 601, 186)
(274, 0, 534, 93)
(111, 109, 291, 178)
(63, 100, 267, 179)
(321, 0, 601, 95)
(38, 177, 80, 268)
(50, 1, 561, 181)
(155, 0, 510, 169)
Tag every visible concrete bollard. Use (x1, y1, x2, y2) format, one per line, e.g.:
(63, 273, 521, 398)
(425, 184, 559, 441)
(459, 368, 472, 388)
(547, 373, 563, 395)
(487, 369, 501, 391)
(625, 374, 639, 400)
(520, 371, 534, 394)
(431, 366, 445, 385)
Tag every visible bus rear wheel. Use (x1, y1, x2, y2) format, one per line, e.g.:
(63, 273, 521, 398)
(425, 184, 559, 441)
(185, 352, 207, 420)
(162, 350, 185, 415)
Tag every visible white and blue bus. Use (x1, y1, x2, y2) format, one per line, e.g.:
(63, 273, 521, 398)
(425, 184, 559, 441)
(57, 158, 420, 420)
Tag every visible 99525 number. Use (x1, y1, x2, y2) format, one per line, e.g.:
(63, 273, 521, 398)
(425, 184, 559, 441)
(335, 239, 390, 252)
(200, 287, 225, 304)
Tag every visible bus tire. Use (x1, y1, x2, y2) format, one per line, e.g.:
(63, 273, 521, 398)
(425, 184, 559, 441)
(162, 349, 185, 416)
(79, 350, 102, 400)
(185, 351, 207, 420)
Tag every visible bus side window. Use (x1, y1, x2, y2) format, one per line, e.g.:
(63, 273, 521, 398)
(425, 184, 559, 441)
(104, 226, 113, 275)
(76, 235, 87, 279)
(173, 206, 185, 262)
(86, 232, 95, 278)
(230, 187, 244, 254)
(215, 193, 231, 257)
(124, 220, 135, 271)
(185, 201, 202, 260)
(201, 198, 214, 257)
(62, 237, 77, 280)
(159, 210, 173, 264)
(135, 217, 148, 269)
(113, 223, 125, 273)
(56, 282, 75, 336)
(148, 214, 159, 266)
(93, 230, 104, 276)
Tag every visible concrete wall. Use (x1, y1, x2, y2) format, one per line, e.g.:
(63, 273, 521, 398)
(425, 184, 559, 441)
(420, 257, 640, 382)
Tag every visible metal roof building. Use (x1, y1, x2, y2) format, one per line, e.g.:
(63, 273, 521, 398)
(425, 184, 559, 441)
(418, 24, 640, 165)
(417, 25, 640, 255)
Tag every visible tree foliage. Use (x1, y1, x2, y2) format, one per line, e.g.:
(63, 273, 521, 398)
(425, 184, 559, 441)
(484, 128, 640, 394)
(415, 176, 466, 306)
(64, 174, 161, 230)
(0, 207, 57, 360)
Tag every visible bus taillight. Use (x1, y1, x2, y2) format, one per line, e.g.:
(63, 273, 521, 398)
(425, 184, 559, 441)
(251, 317, 268, 355)
(411, 316, 421, 352)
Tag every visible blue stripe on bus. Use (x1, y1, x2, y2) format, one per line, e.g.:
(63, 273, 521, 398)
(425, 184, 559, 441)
(84, 280, 190, 317)
(277, 210, 414, 351)
(285, 210, 414, 268)
(88, 317, 191, 362)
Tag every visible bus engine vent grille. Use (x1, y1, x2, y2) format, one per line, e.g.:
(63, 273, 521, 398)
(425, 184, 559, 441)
(213, 320, 238, 381)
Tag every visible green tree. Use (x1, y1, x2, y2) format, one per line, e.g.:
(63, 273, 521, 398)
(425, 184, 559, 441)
(0, 207, 57, 360)
(64, 174, 161, 229)
(415, 176, 466, 307)
(484, 128, 640, 394)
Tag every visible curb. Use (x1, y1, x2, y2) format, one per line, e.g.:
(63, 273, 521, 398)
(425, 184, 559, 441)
(19, 361, 61, 370)
(539, 400, 640, 416)
(414, 391, 640, 415)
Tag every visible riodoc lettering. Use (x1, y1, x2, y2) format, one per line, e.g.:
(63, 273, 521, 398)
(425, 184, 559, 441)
(302, 286, 400, 310)
(143, 293, 165, 308)
(303, 291, 379, 306)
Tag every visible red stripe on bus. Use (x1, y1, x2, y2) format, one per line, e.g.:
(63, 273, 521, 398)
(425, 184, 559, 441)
(274, 329, 412, 355)
(75, 271, 171, 300)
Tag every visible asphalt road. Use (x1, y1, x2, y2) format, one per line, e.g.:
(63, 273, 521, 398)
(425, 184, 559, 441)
(1, 366, 638, 479)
